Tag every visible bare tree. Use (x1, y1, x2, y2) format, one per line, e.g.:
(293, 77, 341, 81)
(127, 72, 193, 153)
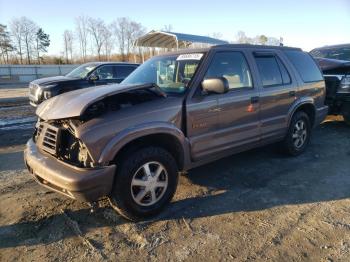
(19, 17, 38, 64)
(87, 17, 106, 61)
(162, 24, 173, 32)
(266, 37, 281, 46)
(63, 30, 74, 63)
(111, 17, 145, 61)
(235, 31, 250, 44)
(111, 18, 127, 60)
(102, 25, 113, 60)
(211, 32, 223, 40)
(10, 18, 24, 64)
(75, 16, 88, 61)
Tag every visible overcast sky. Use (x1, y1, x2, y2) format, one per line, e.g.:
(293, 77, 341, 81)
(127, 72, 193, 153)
(0, 0, 349, 55)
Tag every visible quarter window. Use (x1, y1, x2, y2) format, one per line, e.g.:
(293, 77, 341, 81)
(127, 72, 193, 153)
(205, 52, 252, 90)
(284, 50, 323, 82)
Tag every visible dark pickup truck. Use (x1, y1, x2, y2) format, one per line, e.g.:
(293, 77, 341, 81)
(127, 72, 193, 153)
(24, 45, 328, 220)
(310, 44, 350, 124)
(29, 62, 139, 106)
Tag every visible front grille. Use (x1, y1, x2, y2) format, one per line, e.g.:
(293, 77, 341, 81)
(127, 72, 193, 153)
(36, 123, 60, 155)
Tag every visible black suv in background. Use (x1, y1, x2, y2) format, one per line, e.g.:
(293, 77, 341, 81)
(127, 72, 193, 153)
(29, 62, 139, 106)
(310, 44, 350, 124)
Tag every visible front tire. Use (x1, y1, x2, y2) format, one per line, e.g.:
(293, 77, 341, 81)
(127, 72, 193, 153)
(109, 147, 178, 221)
(281, 111, 311, 156)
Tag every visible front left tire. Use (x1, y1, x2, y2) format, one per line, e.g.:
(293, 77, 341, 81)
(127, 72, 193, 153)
(109, 146, 178, 221)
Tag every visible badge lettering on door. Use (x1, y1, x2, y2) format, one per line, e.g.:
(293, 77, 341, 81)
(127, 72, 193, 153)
(192, 122, 208, 129)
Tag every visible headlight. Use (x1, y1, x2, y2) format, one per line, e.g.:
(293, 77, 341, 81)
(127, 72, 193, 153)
(43, 91, 52, 99)
(42, 84, 58, 99)
(338, 75, 350, 93)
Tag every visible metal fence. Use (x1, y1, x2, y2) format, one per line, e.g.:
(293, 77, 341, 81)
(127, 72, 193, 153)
(0, 64, 79, 84)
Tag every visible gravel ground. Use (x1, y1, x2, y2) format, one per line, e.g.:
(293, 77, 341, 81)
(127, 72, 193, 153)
(0, 102, 350, 262)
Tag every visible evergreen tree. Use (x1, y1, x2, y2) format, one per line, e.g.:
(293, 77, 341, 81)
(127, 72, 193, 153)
(35, 28, 50, 64)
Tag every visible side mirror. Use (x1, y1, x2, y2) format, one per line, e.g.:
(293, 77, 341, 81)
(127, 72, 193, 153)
(201, 77, 229, 94)
(89, 74, 99, 82)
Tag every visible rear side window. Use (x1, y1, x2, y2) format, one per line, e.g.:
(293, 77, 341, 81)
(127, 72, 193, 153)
(255, 56, 283, 87)
(117, 66, 137, 78)
(284, 50, 323, 82)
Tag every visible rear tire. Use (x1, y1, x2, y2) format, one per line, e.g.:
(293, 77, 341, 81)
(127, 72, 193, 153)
(109, 147, 178, 221)
(281, 111, 311, 156)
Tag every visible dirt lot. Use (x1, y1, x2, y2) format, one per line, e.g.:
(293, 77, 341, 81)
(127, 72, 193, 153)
(0, 101, 350, 261)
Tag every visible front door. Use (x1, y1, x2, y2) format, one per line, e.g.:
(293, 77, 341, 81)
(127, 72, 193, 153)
(186, 50, 260, 161)
(204, 51, 260, 151)
(92, 65, 119, 85)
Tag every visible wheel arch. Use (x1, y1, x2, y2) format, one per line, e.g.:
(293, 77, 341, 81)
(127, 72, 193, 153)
(98, 123, 189, 170)
(287, 99, 316, 128)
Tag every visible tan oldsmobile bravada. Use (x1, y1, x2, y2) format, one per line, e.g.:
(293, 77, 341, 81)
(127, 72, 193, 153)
(25, 44, 328, 220)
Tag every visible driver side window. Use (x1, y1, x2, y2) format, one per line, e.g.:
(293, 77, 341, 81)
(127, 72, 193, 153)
(93, 65, 117, 80)
(205, 52, 253, 90)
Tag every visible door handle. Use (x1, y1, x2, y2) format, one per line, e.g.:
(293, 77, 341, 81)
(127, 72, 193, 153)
(250, 96, 259, 104)
(289, 90, 296, 97)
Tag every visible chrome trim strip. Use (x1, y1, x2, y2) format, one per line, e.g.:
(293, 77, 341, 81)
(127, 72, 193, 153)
(323, 74, 344, 81)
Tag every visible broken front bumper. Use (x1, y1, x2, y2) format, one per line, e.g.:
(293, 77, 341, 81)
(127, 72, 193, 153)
(24, 138, 116, 202)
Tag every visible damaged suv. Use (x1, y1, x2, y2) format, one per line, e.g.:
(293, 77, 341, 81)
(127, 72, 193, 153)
(310, 44, 350, 125)
(24, 45, 328, 220)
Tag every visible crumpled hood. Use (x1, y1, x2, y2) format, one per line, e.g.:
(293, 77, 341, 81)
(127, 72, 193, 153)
(36, 83, 155, 121)
(315, 57, 350, 72)
(31, 75, 77, 86)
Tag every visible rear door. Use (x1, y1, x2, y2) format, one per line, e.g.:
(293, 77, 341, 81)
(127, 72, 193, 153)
(253, 51, 297, 140)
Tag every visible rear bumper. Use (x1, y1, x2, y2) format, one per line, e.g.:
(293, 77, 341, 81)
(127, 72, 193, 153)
(24, 139, 116, 202)
(315, 105, 329, 125)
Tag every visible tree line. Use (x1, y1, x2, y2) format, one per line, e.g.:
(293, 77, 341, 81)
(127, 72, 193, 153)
(0, 16, 146, 64)
(0, 17, 50, 64)
(0, 16, 282, 65)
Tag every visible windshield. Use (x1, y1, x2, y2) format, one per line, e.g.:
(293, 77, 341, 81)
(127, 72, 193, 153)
(66, 63, 99, 78)
(310, 46, 350, 61)
(122, 53, 204, 94)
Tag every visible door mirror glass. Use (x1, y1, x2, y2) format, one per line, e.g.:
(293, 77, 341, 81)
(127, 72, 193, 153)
(89, 74, 99, 81)
(201, 77, 229, 94)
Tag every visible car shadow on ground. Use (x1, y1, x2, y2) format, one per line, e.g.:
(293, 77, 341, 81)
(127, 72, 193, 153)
(0, 119, 349, 249)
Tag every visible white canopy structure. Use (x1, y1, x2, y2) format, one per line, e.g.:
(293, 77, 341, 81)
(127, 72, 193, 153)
(135, 30, 228, 49)
(134, 31, 229, 62)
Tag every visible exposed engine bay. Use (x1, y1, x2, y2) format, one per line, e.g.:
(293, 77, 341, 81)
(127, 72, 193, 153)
(34, 88, 165, 168)
(81, 88, 165, 121)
